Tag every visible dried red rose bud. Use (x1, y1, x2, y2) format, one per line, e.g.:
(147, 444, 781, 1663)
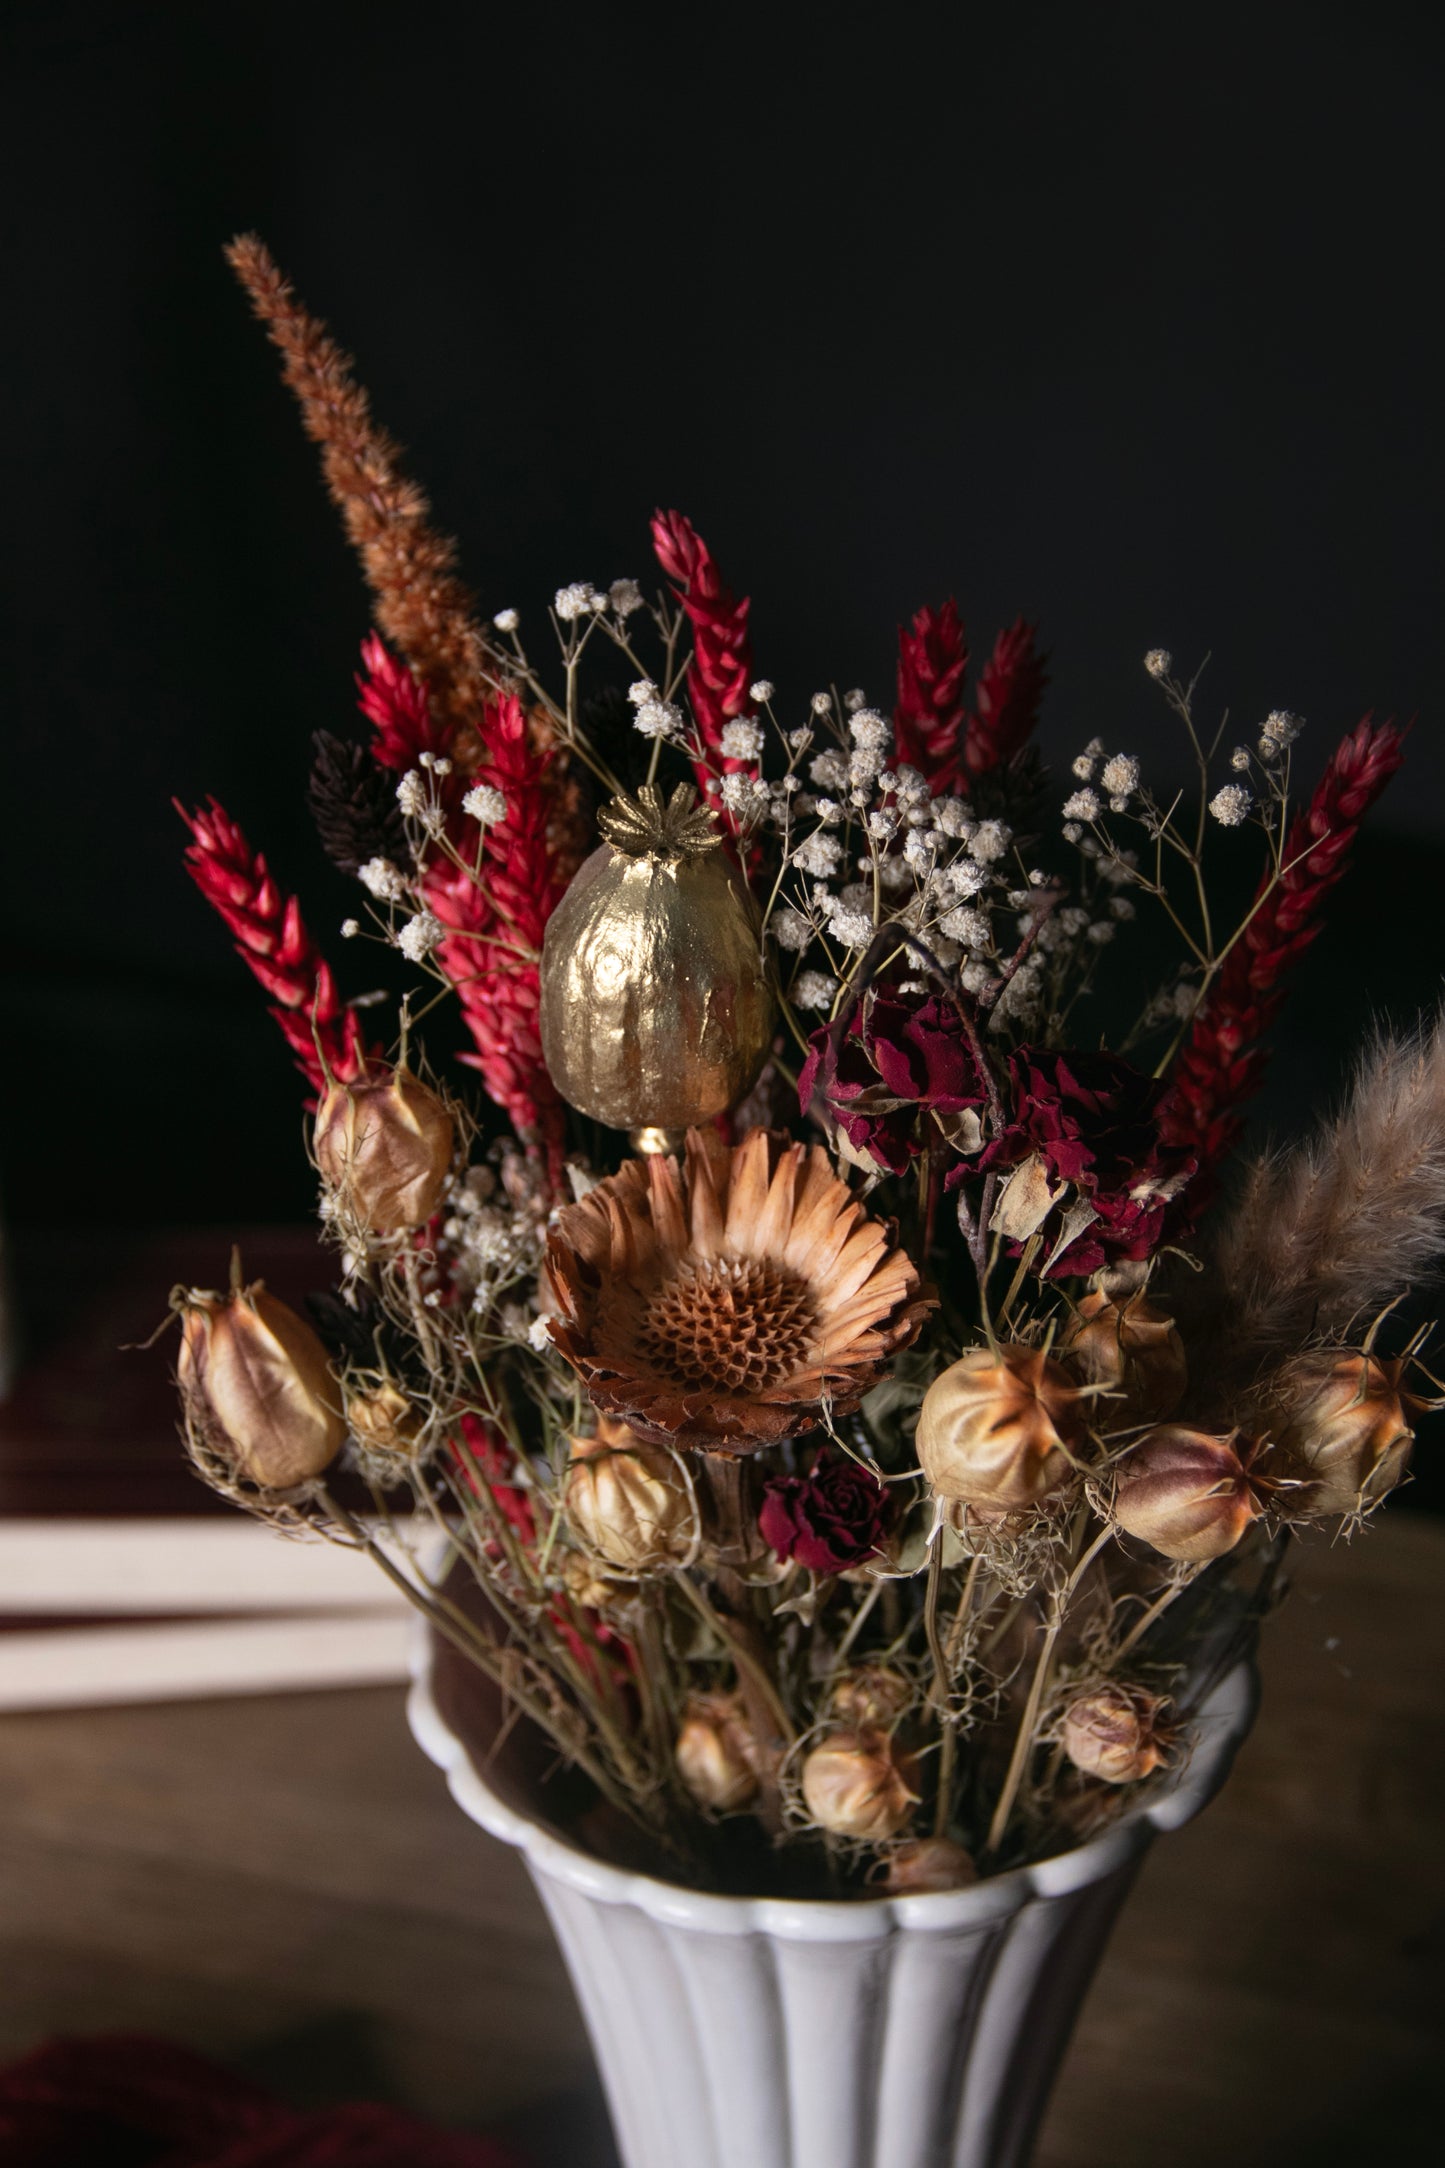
(829, 1665, 914, 1729)
(313, 1064, 454, 1233)
(675, 1692, 759, 1812)
(1063, 1291, 1187, 1425)
(884, 1837, 978, 1893)
(916, 1344, 1085, 1511)
(177, 1280, 344, 1490)
(800, 1728, 919, 1840)
(1062, 1683, 1173, 1784)
(1112, 1424, 1264, 1562)
(565, 1420, 696, 1573)
(346, 1382, 424, 1458)
(1270, 1351, 1416, 1517)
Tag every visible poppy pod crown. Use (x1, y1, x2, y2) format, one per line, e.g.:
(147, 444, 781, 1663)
(544, 1127, 933, 1453)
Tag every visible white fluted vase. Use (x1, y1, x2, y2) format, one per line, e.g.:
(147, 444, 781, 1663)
(408, 1637, 1256, 2168)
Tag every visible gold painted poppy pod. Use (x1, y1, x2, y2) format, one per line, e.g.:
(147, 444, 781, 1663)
(539, 783, 775, 1132)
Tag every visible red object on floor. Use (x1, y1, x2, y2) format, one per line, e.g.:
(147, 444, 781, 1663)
(0, 2035, 528, 2167)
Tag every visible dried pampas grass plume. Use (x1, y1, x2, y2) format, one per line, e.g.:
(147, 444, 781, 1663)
(1189, 1004, 1445, 1409)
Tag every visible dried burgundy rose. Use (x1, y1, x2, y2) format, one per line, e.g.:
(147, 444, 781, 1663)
(799, 990, 991, 1177)
(758, 1453, 891, 1574)
(981, 1046, 1197, 1276)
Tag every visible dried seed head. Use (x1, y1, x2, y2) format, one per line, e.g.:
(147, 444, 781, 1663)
(1269, 1351, 1415, 1517)
(916, 1344, 1086, 1510)
(564, 1420, 695, 1573)
(345, 1381, 424, 1458)
(829, 1665, 914, 1730)
(675, 1691, 759, 1812)
(1112, 1425, 1264, 1562)
(177, 1280, 344, 1490)
(314, 1064, 454, 1233)
(1063, 1291, 1187, 1425)
(883, 1837, 978, 1894)
(560, 1549, 617, 1612)
(800, 1728, 919, 1841)
(1062, 1683, 1173, 1784)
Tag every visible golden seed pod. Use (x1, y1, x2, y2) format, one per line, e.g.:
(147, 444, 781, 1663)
(800, 1728, 919, 1841)
(883, 1837, 979, 1894)
(560, 1548, 618, 1612)
(829, 1665, 915, 1729)
(1270, 1351, 1415, 1517)
(177, 1280, 345, 1490)
(538, 783, 775, 1132)
(1062, 1683, 1172, 1784)
(675, 1692, 760, 1812)
(313, 1064, 454, 1233)
(564, 1421, 696, 1573)
(1112, 1424, 1261, 1563)
(1062, 1291, 1187, 1426)
(345, 1382, 424, 1458)
(916, 1344, 1085, 1511)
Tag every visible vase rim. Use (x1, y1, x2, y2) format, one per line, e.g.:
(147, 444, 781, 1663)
(407, 1625, 1258, 1939)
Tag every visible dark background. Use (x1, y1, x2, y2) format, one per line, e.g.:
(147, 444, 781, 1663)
(1, 0, 1442, 1233)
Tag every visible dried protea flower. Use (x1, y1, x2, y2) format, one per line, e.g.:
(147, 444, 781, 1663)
(675, 1691, 760, 1812)
(800, 1728, 919, 1840)
(564, 1417, 697, 1572)
(829, 1665, 915, 1729)
(1062, 1291, 1187, 1425)
(1062, 1683, 1174, 1784)
(915, 1344, 1085, 1510)
(345, 1381, 424, 1458)
(313, 1063, 454, 1233)
(1268, 1350, 1416, 1517)
(176, 1278, 344, 1490)
(884, 1837, 978, 1893)
(1112, 1424, 1266, 1562)
(544, 1127, 932, 1453)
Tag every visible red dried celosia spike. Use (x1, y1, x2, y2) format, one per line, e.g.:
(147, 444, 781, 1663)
(177, 797, 377, 1094)
(417, 689, 569, 1189)
(894, 600, 969, 781)
(356, 631, 451, 772)
(962, 618, 1048, 784)
(650, 508, 755, 797)
(1161, 714, 1406, 1200)
(453, 1412, 538, 1548)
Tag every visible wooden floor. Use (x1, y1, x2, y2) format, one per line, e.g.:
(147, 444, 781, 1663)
(2, 1517, 1442, 2165)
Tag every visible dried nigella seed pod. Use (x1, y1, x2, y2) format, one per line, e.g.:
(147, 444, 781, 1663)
(916, 1344, 1086, 1510)
(675, 1691, 760, 1812)
(1267, 1350, 1417, 1517)
(564, 1419, 696, 1573)
(1062, 1291, 1187, 1425)
(345, 1381, 424, 1459)
(539, 782, 775, 1133)
(800, 1728, 919, 1840)
(176, 1277, 345, 1490)
(883, 1837, 979, 1893)
(1061, 1683, 1174, 1784)
(829, 1665, 915, 1729)
(1111, 1424, 1265, 1562)
(313, 1063, 454, 1233)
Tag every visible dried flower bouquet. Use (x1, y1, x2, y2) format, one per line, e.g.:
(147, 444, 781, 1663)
(167, 236, 1442, 1897)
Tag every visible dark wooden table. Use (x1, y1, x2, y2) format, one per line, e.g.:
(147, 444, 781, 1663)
(2, 1518, 1442, 2166)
